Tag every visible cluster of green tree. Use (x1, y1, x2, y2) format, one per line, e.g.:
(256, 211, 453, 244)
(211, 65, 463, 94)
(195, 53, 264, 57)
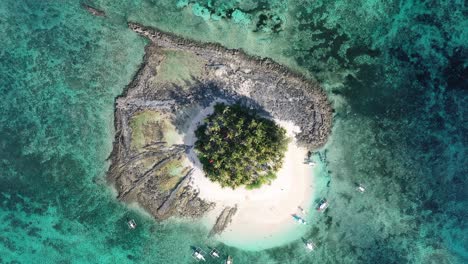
(195, 103, 288, 189)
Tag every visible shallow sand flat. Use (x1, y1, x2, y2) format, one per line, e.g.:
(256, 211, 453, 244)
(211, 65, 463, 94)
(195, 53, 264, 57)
(184, 105, 315, 249)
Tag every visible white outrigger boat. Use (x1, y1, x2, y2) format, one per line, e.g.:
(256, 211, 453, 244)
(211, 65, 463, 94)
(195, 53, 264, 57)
(209, 248, 220, 258)
(192, 248, 206, 262)
(317, 199, 329, 212)
(356, 184, 366, 193)
(127, 219, 137, 229)
(225, 255, 233, 264)
(292, 214, 307, 225)
(305, 240, 316, 251)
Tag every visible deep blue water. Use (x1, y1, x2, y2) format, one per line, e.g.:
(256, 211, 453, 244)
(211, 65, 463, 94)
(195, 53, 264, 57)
(0, 0, 466, 263)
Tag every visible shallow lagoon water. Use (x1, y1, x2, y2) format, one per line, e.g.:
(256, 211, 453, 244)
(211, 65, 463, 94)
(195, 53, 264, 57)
(0, 0, 466, 263)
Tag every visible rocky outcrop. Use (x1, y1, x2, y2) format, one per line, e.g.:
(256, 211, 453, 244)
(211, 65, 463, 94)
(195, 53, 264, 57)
(155, 169, 214, 219)
(127, 22, 333, 149)
(209, 206, 238, 236)
(107, 23, 333, 230)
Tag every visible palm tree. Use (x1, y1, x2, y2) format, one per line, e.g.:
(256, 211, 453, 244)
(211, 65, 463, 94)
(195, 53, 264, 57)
(194, 103, 287, 189)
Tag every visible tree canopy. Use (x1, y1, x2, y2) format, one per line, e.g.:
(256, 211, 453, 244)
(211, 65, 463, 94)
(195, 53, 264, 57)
(194, 103, 288, 189)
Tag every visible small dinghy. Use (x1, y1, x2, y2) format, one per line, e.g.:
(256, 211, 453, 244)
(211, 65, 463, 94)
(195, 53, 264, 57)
(192, 248, 206, 262)
(317, 199, 329, 212)
(225, 255, 233, 264)
(127, 219, 137, 229)
(292, 214, 307, 225)
(209, 248, 220, 258)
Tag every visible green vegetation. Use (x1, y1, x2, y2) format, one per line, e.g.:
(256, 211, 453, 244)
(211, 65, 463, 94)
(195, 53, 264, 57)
(195, 103, 288, 189)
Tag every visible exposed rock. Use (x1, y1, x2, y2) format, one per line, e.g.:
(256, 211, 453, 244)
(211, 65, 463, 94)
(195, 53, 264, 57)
(127, 22, 333, 149)
(107, 23, 333, 230)
(209, 206, 238, 236)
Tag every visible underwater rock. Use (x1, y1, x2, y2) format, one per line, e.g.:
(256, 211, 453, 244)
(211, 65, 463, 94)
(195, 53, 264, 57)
(81, 4, 106, 17)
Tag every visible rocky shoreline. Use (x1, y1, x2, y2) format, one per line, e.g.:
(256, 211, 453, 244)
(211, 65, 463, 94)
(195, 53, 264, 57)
(106, 22, 333, 235)
(127, 22, 332, 148)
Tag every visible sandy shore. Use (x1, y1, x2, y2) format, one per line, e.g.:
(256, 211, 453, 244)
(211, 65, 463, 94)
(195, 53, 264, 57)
(184, 103, 315, 249)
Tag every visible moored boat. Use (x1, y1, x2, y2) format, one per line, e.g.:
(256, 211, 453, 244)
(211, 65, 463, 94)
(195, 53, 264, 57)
(225, 255, 233, 264)
(127, 219, 137, 229)
(192, 248, 206, 262)
(209, 248, 220, 258)
(305, 240, 316, 251)
(356, 184, 366, 193)
(317, 199, 329, 212)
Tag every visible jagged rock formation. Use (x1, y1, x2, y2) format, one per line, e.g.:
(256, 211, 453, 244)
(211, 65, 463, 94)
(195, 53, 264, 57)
(128, 22, 332, 149)
(106, 22, 333, 234)
(209, 206, 238, 237)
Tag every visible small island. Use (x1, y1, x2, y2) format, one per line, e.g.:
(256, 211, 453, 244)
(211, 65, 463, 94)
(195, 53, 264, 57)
(107, 22, 333, 249)
(195, 103, 288, 189)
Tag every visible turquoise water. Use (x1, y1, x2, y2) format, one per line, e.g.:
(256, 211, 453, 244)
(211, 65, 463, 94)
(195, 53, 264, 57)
(1, 0, 466, 263)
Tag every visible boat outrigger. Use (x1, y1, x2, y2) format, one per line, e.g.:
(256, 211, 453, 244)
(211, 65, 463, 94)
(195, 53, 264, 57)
(305, 240, 316, 251)
(292, 214, 307, 225)
(225, 255, 233, 264)
(209, 248, 220, 258)
(127, 219, 137, 229)
(192, 248, 206, 262)
(317, 199, 329, 212)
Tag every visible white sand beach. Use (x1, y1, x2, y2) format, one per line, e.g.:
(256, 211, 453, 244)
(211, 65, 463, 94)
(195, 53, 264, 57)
(183, 103, 315, 250)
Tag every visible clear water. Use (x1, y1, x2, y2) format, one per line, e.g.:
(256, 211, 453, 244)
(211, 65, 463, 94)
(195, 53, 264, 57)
(0, 0, 466, 263)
